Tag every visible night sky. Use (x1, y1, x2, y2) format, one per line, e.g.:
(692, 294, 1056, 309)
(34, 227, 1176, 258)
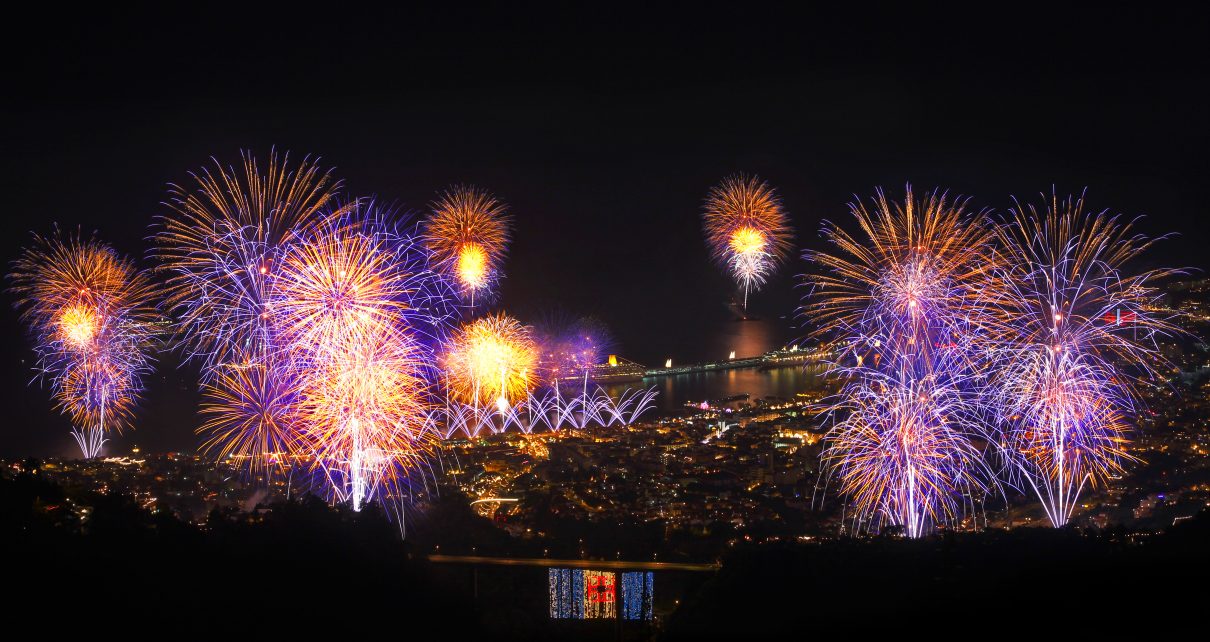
(2, 5, 1206, 456)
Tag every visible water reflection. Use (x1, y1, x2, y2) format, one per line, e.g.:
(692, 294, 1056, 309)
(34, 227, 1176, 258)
(605, 317, 827, 412)
(711, 318, 778, 361)
(603, 363, 827, 412)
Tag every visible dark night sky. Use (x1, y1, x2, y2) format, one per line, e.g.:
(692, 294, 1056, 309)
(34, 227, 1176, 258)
(2, 5, 1207, 456)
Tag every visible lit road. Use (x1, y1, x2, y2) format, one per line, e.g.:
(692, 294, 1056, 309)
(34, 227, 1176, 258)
(427, 554, 720, 572)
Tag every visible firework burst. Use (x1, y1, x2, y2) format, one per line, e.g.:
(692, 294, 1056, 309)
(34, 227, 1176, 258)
(275, 206, 451, 510)
(804, 186, 1001, 357)
(153, 150, 349, 375)
(988, 192, 1179, 526)
(184, 193, 454, 513)
(198, 363, 301, 473)
(702, 174, 793, 308)
(9, 229, 157, 458)
(534, 314, 614, 384)
(274, 210, 416, 354)
(426, 185, 511, 308)
(804, 186, 999, 535)
(293, 327, 439, 512)
(443, 313, 538, 411)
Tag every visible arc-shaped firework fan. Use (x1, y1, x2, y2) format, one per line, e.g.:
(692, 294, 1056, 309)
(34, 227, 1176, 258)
(440, 312, 656, 437)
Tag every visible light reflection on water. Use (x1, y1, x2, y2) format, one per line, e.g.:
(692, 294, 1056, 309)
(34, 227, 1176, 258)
(607, 317, 828, 412)
(606, 364, 828, 412)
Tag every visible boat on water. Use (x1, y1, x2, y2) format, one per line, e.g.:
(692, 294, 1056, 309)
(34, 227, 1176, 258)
(577, 355, 646, 384)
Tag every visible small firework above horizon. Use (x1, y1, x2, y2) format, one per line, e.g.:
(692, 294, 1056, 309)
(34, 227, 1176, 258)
(702, 174, 793, 309)
(426, 185, 512, 310)
(9, 228, 158, 458)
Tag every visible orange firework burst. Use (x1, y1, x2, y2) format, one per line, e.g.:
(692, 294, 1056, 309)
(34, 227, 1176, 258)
(9, 229, 157, 456)
(12, 231, 138, 332)
(273, 210, 411, 355)
(443, 313, 538, 409)
(426, 185, 511, 304)
(198, 363, 300, 473)
(153, 150, 350, 371)
(702, 174, 793, 308)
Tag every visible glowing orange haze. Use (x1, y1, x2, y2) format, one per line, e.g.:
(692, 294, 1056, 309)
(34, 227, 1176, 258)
(58, 305, 99, 349)
(729, 226, 766, 255)
(457, 242, 489, 289)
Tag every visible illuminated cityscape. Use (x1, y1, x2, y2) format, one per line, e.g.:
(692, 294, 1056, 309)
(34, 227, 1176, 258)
(3, 5, 1208, 639)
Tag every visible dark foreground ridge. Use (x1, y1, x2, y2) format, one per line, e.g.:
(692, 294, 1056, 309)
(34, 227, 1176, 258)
(4, 465, 1207, 639)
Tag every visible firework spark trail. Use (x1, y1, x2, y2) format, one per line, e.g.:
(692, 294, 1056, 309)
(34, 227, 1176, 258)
(823, 341, 991, 537)
(702, 174, 793, 309)
(9, 229, 157, 458)
(153, 150, 349, 377)
(426, 185, 511, 310)
(804, 186, 999, 535)
(987, 192, 1180, 526)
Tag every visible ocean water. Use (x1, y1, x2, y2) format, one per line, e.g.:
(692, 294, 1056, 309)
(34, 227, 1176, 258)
(606, 317, 827, 411)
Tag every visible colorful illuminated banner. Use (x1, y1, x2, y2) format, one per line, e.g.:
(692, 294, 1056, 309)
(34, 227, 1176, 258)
(549, 569, 652, 620)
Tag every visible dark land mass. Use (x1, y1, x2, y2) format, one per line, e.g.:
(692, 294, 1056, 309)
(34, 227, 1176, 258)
(5, 463, 1208, 639)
